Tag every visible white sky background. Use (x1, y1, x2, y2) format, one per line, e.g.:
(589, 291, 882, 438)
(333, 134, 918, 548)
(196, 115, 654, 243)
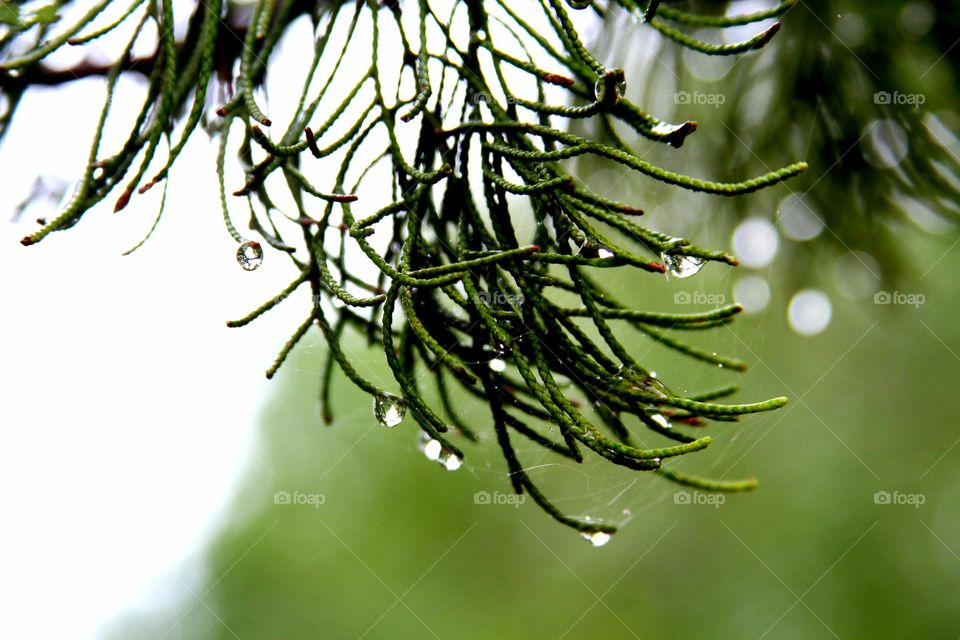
(0, 4, 325, 638)
(0, 83, 281, 640)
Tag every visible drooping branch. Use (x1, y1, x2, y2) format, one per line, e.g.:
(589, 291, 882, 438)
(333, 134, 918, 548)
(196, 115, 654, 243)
(1, 0, 805, 543)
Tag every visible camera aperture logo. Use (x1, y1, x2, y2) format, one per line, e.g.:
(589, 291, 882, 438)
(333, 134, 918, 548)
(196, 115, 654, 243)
(474, 491, 525, 508)
(274, 490, 326, 508)
(873, 491, 925, 508)
(673, 491, 725, 508)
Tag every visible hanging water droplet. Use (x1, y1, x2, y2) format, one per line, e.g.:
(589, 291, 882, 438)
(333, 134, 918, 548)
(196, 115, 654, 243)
(373, 392, 405, 428)
(649, 122, 695, 146)
(581, 530, 613, 547)
(416, 431, 462, 470)
(651, 413, 671, 429)
(439, 448, 463, 471)
(488, 358, 507, 372)
(578, 239, 599, 258)
(594, 77, 627, 104)
(417, 430, 442, 461)
(597, 246, 615, 259)
(236, 241, 263, 271)
(661, 252, 705, 278)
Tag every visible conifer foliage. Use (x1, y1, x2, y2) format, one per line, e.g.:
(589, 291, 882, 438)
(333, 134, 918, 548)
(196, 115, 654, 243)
(1, 0, 806, 538)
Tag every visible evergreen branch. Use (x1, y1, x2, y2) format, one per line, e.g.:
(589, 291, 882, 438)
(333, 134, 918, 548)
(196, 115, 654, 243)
(4, 0, 808, 541)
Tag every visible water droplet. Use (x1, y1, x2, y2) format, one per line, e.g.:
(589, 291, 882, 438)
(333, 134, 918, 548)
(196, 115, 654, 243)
(650, 122, 689, 138)
(439, 448, 463, 471)
(236, 241, 263, 271)
(485, 341, 509, 357)
(594, 78, 626, 104)
(373, 392, 405, 427)
(581, 530, 612, 547)
(417, 431, 442, 461)
(661, 252, 705, 278)
(597, 246, 615, 259)
(651, 413, 670, 429)
(578, 240, 599, 257)
(416, 431, 462, 470)
(488, 358, 507, 372)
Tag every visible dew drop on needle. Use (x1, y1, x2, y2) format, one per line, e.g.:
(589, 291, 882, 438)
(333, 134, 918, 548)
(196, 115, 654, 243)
(661, 252, 705, 278)
(236, 241, 263, 271)
(373, 393, 405, 428)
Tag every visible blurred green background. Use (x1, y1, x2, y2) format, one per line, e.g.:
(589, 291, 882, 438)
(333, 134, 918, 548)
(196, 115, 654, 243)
(105, 231, 960, 640)
(103, 2, 960, 638)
